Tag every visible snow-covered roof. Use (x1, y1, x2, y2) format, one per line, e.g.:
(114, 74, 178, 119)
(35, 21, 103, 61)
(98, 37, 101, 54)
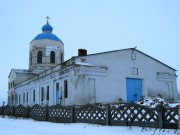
(8, 69, 35, 78)
(12, 69, 29, 74)
(75, 62, 95, 66)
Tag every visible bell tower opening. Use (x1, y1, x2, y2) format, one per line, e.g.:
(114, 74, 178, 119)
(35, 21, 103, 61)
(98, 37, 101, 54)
(37, 51, 42, 64)
(50, 51, 55, 63)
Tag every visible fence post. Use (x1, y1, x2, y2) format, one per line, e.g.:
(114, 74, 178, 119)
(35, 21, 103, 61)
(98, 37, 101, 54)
(71, 106, 74, 123)
(45, 105, 49, 121)
(12, 106, 15, 116)
(178, 105, 180, 129)
(106, 105, 110, 125)
(2, 102, 5, 115)
(156, 104, 163, 128)
(26, 106, 30, 118)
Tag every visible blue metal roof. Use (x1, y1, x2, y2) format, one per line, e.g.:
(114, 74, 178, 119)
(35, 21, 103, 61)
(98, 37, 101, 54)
(33, 33, 63, 43)
(31, 23, 63, 44)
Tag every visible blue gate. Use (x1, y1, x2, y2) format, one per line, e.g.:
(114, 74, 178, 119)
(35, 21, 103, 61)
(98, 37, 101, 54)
(126, 78, 142, 103)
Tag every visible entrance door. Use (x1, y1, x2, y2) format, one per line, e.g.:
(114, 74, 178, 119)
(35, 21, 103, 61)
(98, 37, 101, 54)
(126, 78, 142, 103)
(56, 90, 59, 104)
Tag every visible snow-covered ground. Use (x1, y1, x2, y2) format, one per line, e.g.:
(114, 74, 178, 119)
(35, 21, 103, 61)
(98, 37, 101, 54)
(136, 97, 180, 108)
(0, 117, 178, 135)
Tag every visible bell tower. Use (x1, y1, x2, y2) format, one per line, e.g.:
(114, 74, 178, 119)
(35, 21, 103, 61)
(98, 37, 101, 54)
(29, 17, 64, 74)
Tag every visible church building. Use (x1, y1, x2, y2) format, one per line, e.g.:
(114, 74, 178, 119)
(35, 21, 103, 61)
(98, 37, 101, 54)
(8, 19, 178, 106)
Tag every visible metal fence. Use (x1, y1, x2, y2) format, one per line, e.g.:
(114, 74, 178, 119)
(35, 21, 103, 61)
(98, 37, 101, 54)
(0, 103, 178, 129)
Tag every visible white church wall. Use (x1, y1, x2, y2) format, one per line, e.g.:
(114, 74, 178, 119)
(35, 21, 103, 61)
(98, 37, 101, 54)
(14, 70, 63, 106)
(12, 48, 178, 107)
(71, 65, 108, 105)
(74, 50, 138, 103)
(16, 74, 35, 85)
(75, 49, 177, 102)
(8, 71, 16, 101)
(134, 50, 177, 101)
(15, 74, 51, 106)
(8, 70, 16, 83)
(71, 72, 84, 105)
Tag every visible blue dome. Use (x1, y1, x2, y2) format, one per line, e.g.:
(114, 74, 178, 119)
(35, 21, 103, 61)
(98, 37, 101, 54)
(31, 23, 63, 44)
(33, 33, 63, 43)
(42, 23, 53, 32)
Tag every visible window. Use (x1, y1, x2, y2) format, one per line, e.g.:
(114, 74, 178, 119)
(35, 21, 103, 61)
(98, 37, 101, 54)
(50, 51, 55, 63)
(12, 81, 14, 87)
(19, 94, 21, 104)
(33, 89, 35, 102)
(131, 67, 138, 75)
(56, 83, 59, 104)
(15, 94, 18, 105)
(47, 86, 49, 101)
(64, 80, 68, 98)
(8, 96, 10, 105)
(23, 93, 25, 103)
(37, 51, 42, 63)
(61, 53, 64, 62)
(56, 83, 59, 91)
(12, 95, 14, 106)
(30, 53, 32, 65)
(27, 92, 28, 103)
(41, 87, 44, 101)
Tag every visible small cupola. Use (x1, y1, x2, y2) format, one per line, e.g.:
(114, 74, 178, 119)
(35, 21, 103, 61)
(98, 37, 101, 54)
(42, 23, 53, 33)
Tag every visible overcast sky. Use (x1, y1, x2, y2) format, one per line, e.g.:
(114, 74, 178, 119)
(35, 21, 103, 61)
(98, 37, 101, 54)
(0, 0, 179, 103)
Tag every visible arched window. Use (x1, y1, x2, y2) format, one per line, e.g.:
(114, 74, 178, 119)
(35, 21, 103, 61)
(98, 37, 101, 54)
(61, 53, 64, 62)
(47, 86, 49, 101)
(64, 80, 68, 98)
(41, 87, 44, 101)
(50, 51, 55, 63)
(30, 53, 32, 65)
(33, 89, 35, 102)
(37, 51, 42, 63)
